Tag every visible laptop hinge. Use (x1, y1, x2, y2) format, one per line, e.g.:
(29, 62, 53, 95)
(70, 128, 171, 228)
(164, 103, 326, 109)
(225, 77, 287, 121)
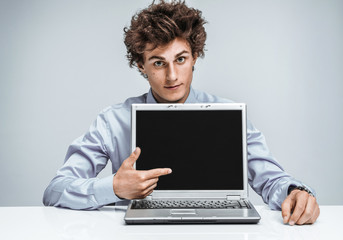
(146, 195, 242, 201)
(226, 195, 241, 201)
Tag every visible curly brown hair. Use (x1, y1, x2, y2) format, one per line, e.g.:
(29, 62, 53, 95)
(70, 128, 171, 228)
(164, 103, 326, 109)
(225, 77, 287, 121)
(124, 0, 207, 69)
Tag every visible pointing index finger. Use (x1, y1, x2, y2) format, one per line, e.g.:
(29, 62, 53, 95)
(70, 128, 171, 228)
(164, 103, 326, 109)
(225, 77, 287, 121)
(142, 168, 172, 180)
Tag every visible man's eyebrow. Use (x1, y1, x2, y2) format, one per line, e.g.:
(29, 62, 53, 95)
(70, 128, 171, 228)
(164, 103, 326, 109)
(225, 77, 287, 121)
(147, 50, 190, 62)
(175, 50, 190, 58)
(148, 56, 165, 61)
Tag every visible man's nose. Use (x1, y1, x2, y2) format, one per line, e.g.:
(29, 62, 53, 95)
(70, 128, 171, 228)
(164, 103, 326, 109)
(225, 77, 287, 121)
(166, 63, 177, 81)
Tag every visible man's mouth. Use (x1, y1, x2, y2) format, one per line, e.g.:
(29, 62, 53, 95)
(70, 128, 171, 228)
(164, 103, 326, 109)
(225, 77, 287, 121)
(164, 84, 182, 90)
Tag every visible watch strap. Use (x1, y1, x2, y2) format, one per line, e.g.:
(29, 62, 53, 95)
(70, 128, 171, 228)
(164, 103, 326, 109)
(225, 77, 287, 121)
(288, 185, 315, 197)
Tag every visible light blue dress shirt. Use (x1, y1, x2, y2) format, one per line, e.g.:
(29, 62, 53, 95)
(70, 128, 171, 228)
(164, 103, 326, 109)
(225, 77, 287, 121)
(43, 87, 315, 210)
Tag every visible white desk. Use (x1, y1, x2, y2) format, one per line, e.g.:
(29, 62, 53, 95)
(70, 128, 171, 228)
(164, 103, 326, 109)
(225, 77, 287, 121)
(0, 205, 341, 240)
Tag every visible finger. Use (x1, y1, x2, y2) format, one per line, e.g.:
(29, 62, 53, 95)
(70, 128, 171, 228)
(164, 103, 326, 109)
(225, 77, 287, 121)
(312, 204, 320, 223)
(296, 195, 316, 225)
(281, 194, 295, 224)
(142, 183, 157, 197)
(305, 201, 320, 224)
(288, 191, 309, 225)
(125, 147, 141, 166)
(143, 189, 154, 199)
(142, 168, 172, 179)
(140, 177, 159, 191)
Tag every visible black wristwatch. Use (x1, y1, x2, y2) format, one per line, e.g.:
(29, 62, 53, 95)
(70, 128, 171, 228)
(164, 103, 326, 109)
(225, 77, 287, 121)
(288, 185, 314, 197)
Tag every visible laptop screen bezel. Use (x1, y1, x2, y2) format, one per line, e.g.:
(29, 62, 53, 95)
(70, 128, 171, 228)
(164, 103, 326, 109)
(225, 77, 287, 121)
(131, 103, 248, 199)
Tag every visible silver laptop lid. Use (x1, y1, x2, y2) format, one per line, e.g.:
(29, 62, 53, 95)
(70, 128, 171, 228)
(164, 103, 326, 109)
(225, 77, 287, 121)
(131, 103, 248, 200)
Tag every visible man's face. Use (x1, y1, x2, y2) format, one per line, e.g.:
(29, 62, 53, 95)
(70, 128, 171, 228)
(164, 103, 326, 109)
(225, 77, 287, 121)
(138, 38, 197, 103)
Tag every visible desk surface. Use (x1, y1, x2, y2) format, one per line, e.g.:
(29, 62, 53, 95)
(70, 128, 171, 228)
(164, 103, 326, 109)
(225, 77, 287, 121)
(0, 205, 341, 240)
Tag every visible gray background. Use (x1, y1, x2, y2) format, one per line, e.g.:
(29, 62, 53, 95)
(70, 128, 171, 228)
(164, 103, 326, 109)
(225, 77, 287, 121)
(1, 0, 342, 206)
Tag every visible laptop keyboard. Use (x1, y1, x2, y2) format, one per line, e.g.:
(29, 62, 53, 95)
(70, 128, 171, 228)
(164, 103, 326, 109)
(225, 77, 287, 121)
(131, 200, 249, 209)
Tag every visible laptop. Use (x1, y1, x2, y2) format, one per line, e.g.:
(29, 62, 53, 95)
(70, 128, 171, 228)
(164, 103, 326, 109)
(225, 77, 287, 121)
(124, 103, 261, 224)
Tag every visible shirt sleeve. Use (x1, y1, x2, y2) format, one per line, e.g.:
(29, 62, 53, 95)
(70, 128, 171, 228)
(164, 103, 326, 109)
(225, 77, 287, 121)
(43, 112, 122, 210)
(247, 120, 316, 210)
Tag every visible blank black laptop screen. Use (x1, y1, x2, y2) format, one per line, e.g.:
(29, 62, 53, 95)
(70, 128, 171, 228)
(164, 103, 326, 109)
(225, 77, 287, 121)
(135, 110, 244, 190)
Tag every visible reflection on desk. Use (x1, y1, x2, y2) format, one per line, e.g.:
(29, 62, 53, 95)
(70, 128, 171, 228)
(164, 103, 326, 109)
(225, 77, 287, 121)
(0, 205, 341, 240)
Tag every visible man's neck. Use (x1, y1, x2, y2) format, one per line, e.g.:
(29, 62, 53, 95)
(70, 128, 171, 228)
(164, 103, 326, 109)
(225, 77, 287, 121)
(151, 89, 190, 104)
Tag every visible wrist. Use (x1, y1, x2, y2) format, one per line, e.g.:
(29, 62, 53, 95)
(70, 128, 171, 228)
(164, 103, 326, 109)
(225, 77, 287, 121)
(112, 174, 125, 200)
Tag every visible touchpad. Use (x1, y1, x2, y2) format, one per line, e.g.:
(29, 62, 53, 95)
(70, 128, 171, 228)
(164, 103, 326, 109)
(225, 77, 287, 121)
(170, 209, 197, 215)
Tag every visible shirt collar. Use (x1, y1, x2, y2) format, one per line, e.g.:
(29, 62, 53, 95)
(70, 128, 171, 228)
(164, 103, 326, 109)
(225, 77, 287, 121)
(146, 86, 196, 104)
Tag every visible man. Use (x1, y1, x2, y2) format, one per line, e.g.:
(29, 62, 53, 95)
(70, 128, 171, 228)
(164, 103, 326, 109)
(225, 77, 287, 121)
(43, 0, 319, 225)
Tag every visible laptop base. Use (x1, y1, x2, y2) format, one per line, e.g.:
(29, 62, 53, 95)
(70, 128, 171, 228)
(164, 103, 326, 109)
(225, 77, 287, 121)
(124, 200, 261, 224)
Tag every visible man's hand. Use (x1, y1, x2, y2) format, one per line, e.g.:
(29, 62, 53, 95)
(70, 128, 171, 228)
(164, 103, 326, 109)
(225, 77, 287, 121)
(113, 147, 172, 200)
(281, 189, 320, 225)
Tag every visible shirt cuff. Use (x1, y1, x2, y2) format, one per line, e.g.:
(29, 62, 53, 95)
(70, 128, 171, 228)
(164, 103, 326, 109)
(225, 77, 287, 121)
(93, 174, 123, 206)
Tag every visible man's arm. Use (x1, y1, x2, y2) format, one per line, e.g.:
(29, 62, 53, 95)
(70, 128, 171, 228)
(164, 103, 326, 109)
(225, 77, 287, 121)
(43, 112, 172, 210)
(43, 113, 121, 210)
(246, 120, 319, 224)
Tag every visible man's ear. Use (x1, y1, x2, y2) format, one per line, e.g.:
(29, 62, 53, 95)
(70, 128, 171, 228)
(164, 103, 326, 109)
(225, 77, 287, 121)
(137, 63, 146, 74)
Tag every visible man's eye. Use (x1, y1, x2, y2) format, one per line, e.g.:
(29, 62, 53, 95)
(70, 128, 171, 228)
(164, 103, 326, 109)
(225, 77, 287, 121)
(154, 61, 164, 67)
(176, 57, 185, 63)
